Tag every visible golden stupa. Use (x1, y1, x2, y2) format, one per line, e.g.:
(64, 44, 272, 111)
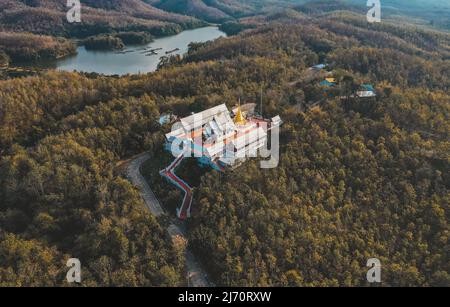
(234, 104, 246, 125)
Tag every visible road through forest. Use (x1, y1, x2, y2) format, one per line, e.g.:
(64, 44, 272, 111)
(125, 153, 212, 287)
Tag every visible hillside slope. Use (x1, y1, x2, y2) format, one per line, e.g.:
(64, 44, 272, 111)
(154, 0, 232, 23)
(152, 0, 288, 21)
(0, 0, 204, 37)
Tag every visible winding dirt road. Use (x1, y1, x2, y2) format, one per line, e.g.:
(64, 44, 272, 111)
(125, 152, 212, 287)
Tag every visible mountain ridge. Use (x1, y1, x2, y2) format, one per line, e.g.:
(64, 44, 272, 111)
(0, 0, 204, 37)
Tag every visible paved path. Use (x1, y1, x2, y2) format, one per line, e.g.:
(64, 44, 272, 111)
(126, 152, 212, 287)
(127, 153, 165, 217)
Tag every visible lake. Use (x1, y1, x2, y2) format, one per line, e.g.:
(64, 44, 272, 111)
(49, 26, 226, 75)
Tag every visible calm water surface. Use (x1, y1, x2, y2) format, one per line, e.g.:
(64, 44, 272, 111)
(50, 26, 226, 75)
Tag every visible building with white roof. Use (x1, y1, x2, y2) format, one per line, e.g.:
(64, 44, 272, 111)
(161, 103, 282, 219)
(164, 103, 281, 169)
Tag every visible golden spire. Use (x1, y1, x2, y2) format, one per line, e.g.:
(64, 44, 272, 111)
(234, 99, 246, 125)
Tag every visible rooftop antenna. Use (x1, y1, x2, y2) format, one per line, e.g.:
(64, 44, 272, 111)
(260, 84, 263, 117)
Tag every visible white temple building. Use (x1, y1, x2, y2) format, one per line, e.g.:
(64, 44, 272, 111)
(165, 103, 281, 169)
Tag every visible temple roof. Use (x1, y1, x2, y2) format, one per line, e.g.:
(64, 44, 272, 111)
(180, 104, 231, 131)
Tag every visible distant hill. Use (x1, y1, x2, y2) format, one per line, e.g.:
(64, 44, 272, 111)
(295, 0, 362, 14)
(203, 0, 256, 17)
(280, 0, 450, 32)
(0, 0, 205, 38)
(372, 0, 450, 30)
(151, 0, 284, 22)
(153, 0, 232, 23)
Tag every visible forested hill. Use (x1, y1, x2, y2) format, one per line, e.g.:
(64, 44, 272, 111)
(0, 0, 204, 37)
(150, 0, 292, 21)
(0, 0, 208, 64)
(316, 0, 450, 31)
(0, 4, 449, 286)
(153, 0, 233, 23)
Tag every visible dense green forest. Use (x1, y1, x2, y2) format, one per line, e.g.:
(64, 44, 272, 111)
(0, 2, 449, 286)
(149, 12, 449, 287)
(114, 31, 154, 45)
(83, 32, 154, 50)
(0, 73, 185, 286)
(0, 32, 76, 63)
(84, 35, 126, 51)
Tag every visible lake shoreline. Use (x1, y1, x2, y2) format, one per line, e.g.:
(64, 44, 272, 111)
(13, 26, 226, 76)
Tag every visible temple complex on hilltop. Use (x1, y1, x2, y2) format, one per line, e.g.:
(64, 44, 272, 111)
(164, 103, 281, 169)
(160, 103, 282, 219)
